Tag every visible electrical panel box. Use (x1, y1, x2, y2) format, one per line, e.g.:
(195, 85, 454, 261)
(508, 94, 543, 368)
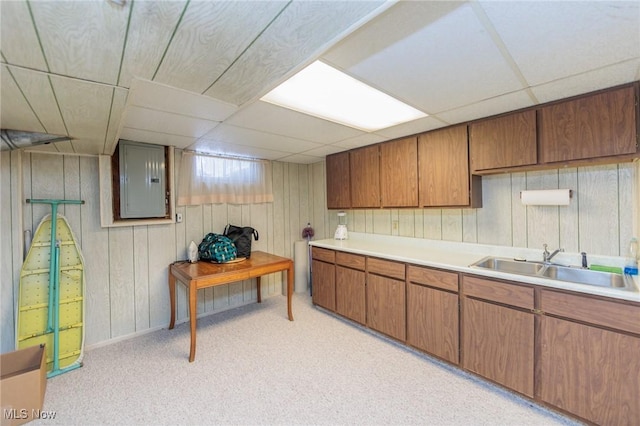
(119, 140, 167, 218)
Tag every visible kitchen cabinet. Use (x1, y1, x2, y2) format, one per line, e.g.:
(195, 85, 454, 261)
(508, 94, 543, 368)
(461, 275, 534, 397)
(326, 151, 351, 209)
(380, 136, 418, 207)
(469, 110, 537, 173)
(366, 257, 406, 341)
(311, 247, 336, 311)
(538, 84, 638, 163)
(335, 252, 366, 324)
(537, 289, 640, 425)
(406, 265, 459, 364)
(418, 124, 481, 207)
(350, 145, 380, 208)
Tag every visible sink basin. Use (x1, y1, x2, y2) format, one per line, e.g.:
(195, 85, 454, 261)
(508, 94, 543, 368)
(471, 257, 545, 275)
(470, 256, 636, 291)
(541, 265, 633, 289)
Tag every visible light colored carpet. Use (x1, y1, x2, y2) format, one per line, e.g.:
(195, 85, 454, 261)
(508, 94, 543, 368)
(36, 294, 580, 425)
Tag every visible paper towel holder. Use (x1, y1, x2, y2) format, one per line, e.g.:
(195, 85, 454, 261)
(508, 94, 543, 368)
(520, 189, 573, 206)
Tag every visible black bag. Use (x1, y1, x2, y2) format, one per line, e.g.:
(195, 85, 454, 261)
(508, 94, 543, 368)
(198, 233, 237, 263)
(223, 224, 259, 258)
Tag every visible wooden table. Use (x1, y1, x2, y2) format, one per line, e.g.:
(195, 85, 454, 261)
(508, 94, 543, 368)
(168, 251, 294, 362)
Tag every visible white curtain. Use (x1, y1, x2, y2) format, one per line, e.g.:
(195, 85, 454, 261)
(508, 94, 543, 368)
(177, 152, 273, 206)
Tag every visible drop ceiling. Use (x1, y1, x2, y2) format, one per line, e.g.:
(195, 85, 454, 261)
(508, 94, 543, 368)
(1, 0, 639, 163)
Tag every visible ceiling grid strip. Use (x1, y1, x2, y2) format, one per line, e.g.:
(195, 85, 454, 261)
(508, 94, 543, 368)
(151, 0, 191, 82)
(115, 0, 135, 87)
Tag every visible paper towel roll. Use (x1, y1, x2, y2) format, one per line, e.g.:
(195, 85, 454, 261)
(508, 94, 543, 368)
(520, 189, 571, 206)
(294, 240, 309, 293)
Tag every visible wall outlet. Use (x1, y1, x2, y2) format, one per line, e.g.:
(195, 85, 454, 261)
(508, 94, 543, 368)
(176, 213, 183, 223)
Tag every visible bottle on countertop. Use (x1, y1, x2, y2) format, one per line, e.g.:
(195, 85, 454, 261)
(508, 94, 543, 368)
(624, 237, 638, 275)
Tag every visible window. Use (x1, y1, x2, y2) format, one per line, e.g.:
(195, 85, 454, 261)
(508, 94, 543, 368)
(177, 152, 273, 206)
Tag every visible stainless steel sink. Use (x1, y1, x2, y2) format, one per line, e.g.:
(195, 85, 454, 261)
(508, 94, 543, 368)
(541, 265, 633, 289)
(472, 257, 545, 275)
(470, 256, 636, 291)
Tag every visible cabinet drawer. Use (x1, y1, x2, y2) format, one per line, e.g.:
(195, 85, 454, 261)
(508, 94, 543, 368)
(462, 275, 534, 310)
(368, 257, 405, 280)
(540, 289, 640, 335)
(336, 252, 365, 270)
(312, 247, 335, 263)
(407, 265, 458, 292)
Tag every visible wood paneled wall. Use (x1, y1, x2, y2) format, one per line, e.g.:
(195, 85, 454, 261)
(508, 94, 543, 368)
(1, 151, 636, 354)
(320, 161, 638, 258)
(0, 150, 315, 353)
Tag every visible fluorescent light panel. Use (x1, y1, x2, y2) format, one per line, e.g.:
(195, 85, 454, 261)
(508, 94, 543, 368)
(261, 61, 427, 132)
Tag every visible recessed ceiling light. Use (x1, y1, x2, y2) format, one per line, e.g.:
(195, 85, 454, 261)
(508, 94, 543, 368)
(261, 61, 427, 132)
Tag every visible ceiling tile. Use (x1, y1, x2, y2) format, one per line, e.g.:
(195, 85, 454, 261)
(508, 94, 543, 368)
(225, 101, 363, 143)
(323, 2, 523, 113)
(531, 59, 640, 104)
(298, 144, 349, 158)
(374, 116, 448, 140)
(186, 139, 289, 161)
(121, 106, 219, 138)
(9, 67, 67, 136)
(277, 153, 324, 164)
(205, 0, 389, 105)
(480, 1, 640, 86)
(104, 88, 129, 155)
(128, 79, 237, 121)
(435, 90, 535, 125)
(153, 1, 287, 93)
(30, 1, 129, 85)
(200, 124, 323, 154)
(119, 127, 197, 150)
(117, 1, 187, 88)
(332, 132, 387, 150)
(0, 66, 46, 133)
(49, 76, 113, 152)
(0, 1, 47, 70)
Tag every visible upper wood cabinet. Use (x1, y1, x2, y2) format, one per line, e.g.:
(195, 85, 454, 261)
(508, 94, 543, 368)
(469, 110, 537, 172)
(326, 151, 351, 209)
(539, 84, 638, 163)
(419, 124, 481, 207)
(350, 145, 380, 208)
(380, 136, 418, 207)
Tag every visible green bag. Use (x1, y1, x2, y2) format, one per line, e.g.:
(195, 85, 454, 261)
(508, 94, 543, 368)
(198, 233, 237, 263)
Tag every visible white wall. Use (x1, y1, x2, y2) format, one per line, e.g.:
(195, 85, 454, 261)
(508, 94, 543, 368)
(0, 150, 318, 353)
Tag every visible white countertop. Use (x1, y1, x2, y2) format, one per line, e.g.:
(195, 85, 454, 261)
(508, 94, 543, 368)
(309, 232, 640, 303)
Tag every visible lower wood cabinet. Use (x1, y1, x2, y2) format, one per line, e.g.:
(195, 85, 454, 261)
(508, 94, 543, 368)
(310, 247, 640, 424)
(311, 259, 335, 311)
(461, 276, 535, 397)
(406, 265, 459, 364)
(336, 266, 365, 323)
(367, 257, 406, 341)
(537, 289, 640, 425)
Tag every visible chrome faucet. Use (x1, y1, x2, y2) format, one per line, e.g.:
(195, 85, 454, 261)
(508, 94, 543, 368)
(543, 243, 564, 263)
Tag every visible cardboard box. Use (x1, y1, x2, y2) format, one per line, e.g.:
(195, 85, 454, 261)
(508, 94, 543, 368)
(0, 345, 47, 426)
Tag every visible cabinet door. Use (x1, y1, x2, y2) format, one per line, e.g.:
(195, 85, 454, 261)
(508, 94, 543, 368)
(538, 316, 640, 425)
(469, 110, 537, 172)
(462, 298, 534, 397)
(335, 266, 366, 324)
(326, 152, 350, 209)
(418, 125, 473, 207)
(380, 137, 418, 207)
(539, 85, 637, 163)
(407, 283, 459, 364)
(350, 145, 380, 208)
(367, 274, 406, 341)
(311, 260, 335, 311)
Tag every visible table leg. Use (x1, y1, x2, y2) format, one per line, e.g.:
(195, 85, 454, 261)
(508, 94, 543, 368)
(188, 280, 197, 362)
(256, 276, 262, 303)
(168, 272, 176, 330)
(287, 263, 294, 321)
